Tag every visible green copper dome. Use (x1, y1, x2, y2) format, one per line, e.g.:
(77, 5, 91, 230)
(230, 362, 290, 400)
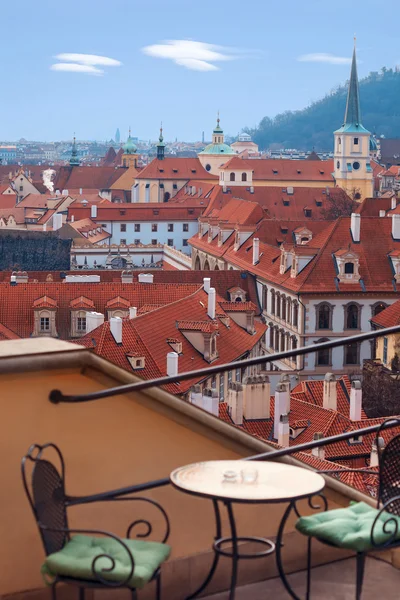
(199, 142, 235, 155)
(123, 129, 137, 154)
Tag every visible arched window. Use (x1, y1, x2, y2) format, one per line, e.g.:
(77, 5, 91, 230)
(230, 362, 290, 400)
(346, 304, 360, 329)
(262, 286, 268, 311)
(214, 264, 219, 270)
(344, 342, 359, 365)
(372, 302, 387, 317)
(274, 327, 280, 351)
(281, 296, 286, 321)
(337, 137, 341, 150)
(316, 338, 331, 366)
(292, 301, 299, 328)
(270, 290, 275, 315)
(230, 172, 235, 182)
(286, 298, 292, 325)
(276, 292, 281, 318)
(344, 262, 354, 274)
(292, 336, 298, 350)
(280, 330, 285, 352)
(194, 255, 201, 270)
(317, 303, 332, 330)
(269, 324, 274, 348)
(163, 192, 170, 202)
(241, 173, 247, 182)
(203, 259, 210, 270)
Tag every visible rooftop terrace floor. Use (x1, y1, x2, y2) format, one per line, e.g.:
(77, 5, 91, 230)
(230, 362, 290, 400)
(205, 557, 400, 599)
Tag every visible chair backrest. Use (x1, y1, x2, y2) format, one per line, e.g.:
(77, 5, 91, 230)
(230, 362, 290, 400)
(21, 443, 69, 555)
(378, 433, 400, 515)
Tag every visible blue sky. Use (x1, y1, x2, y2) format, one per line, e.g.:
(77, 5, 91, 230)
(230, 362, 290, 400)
(2, 0, 398, 142)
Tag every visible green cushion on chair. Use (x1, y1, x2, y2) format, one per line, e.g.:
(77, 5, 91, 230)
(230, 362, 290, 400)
(43, 535, 171, 589)
(296, 501, 400, 553)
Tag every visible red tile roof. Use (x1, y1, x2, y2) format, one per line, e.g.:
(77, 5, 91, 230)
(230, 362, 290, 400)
(69, 296, 95, 309)
(0, 323, 20, 341)
(68, 204, 203, 222)
(53, 166, 124, 192)
(219, 301, 256, 312)
(68, 218, 111, 243)
(220, 157, 334, 182)
(370, 299, 400, 328)
(136, 158, 218, 181)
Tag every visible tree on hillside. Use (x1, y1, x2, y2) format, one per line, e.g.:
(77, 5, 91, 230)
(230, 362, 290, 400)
(320, 190, 358, 220)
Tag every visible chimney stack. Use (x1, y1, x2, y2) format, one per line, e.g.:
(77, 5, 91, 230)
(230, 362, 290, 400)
(208, 287, 216, 319)
(392, 196, 397, 210)
(202, 387, 219, 416)
(86, 311, 105, 333)
(350, 380, 362, 421)
(167, 352, 179, 377)
(203, 277, 211, 293)
(189, 384, 202, 408)
(253, 238, 260, 265)
(79, 188, 83, 195)
(121, 270, 133, 283)
(243, 374, 270, 419)
(323, 373, 337, 411)
(71, 215, 75, 223)
(129, 307, 137, 319)
(311, 432, 325, 460)
(350, 213, 361, 243)
(91, 204, 97, 219)
(278, 413, 290, 447)
(110, 316, 123, 344)
(274, 382, 290, 439)
(138, 273, 154, 284)
(392, 214, 400, 240)
(279, 373, 291, 393)
(370, 436, 384, 467)
(379, 210, 386, 218)
(10, 275, 17, 286)
(228, 382, 243, 425)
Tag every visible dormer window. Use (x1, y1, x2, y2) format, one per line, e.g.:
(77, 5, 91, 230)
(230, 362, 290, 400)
(127, 355, 145, 370)
(345, 262, 354, 274)
(335, 249, 361, 283)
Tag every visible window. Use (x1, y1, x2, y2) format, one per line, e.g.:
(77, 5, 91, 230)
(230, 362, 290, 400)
(19, 186, 23, 191)
(270, 290, 275, 315)
(183, 223, 189, 232)
(134, 224, 140, 232)
(372, 302, 387, 317)
(236, 368, 241, 382)
(276, 293, 281, 318)
(317, 339, 331, 366)
(292, 302, 299, 328)
(120, 239, 126, 245)
(353, 161, 360, 171)
(336, 161, 340, 169)
(168, 239, 173, 246)
(183, 239, 188, 246)
(344, 262, 354, 274)
(269, 325, 274, 349)
(40, 317, 50, 331)
(317, 303, 332, 330)
(383, 337, 388, 365)
(134, 239, 140, 245)
(346, 304, 360, 329)
(120, 224, 126, 232)
(230, 172, 235, 182)
(241, 173, 247, 182)
(77, 316, 86, 332)
(168, 224, 174, 232)
(205, 164, 211, 172)
(219, 375, 224, 401)
(173, 184, 178, 190)
(304, 209, 312, 217)
(262, 286, 268, 310)
(354, 137, 359, 145)
(151, 239, 157, 245)
(228, 370, 232, 385)
(281, 296, 286, 321)
(344, 342, 359, 365)
(152, 224, 158, 232)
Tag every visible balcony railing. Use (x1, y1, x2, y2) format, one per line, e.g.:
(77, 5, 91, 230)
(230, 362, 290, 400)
(48, 325, 400, 492)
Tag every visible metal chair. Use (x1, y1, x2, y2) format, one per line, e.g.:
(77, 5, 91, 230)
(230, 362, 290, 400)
(22, 443, 171, 600)
(296, 418, 400, 600)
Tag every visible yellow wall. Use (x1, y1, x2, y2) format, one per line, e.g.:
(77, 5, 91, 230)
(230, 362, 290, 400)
(252, 179, 335, 188)
(375, 332, 399, 367)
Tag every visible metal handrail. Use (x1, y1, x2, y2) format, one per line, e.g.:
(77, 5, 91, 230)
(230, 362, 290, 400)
(49, 324, 400, 404)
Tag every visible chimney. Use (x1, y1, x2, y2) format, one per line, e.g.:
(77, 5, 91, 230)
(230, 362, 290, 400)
(121, 270, 133, 283)
(167, 351, 179, 377)
(10, 275, 17, 286)
(110, 316, 123, 344)
(86, 311, 105, 333)
(129, 307, 137, 319)
(42, 223, 47, 232)
(253, 238, 260, 265)
(189, 384, 203, 408)
(52, 213, 63, 231)
(71, 215, 75, 223)
(349, 380, 362, 421)
(392, 196, 397, 210)
(138, 273, 154, 283)
(203, 277, 211, 293)
(279, 373, 291, 393)
(311, 432, 325, 460)
(91, 204, 97, 219)
(370, 436, 384, 467)
(379, 210, 386, 217)
(392, 214, 400, 240)
(208, 287, 216, 319)
(202, 387, 219, 416)
(278, 413, 290, 447)
(350, 213, 360, 242)
(323, 373, 337, 411)
(243, 374, 270, 419)
(228, 382, 243, 425)
(250, 186, 254, 194)
(62, 189, 68, 195)
(79, 188, 83, 195)
(274, 382, 290, 439)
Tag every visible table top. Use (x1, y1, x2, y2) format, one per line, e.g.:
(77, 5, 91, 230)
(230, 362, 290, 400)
(170, 460, 325, 503)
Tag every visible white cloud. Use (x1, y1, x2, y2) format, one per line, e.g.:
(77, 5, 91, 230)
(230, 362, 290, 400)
(50, 63, 104, 75)
(142, 40, 237, 71)
(51, 53, 122, 76)
(297, 53, 351, 65)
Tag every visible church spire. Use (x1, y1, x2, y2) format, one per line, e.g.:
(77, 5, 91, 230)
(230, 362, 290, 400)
(157, 122, 165, 160)
(343, 38, 361, 127)
(69, 134, 80, 166)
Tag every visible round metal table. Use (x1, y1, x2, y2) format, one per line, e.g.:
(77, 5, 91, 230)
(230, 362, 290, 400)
(170, 460, 325, 600)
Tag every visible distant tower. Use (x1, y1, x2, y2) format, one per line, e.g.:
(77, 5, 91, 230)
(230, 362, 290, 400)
(69, 135, 80, 167)
(333, 39, 373, 201)
(115, 128, 121, 144)
(198, 112, 235, 174)
(202, 131, 205, 144)
(157, 124, 165, 161)
(122, 127, 138, 168)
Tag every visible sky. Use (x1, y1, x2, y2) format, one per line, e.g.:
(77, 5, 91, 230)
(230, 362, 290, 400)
(3, 0, 399, 142)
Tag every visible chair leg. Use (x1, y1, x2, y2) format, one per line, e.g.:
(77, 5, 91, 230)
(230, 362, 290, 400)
(306, 537, 312, 600)
(78, 588, 85, 600)
(51, 582, 57, 600)
(156, 571, 162, 600)
(131, 589, 138, 600)
(356, 553, 366, 600)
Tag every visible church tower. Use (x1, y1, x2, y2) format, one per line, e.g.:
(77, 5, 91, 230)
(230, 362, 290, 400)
(334, 41, 373, 200)
(69, 135, 80, 167)
(156, 124, 165, 160)
(122, 128, 138, 168)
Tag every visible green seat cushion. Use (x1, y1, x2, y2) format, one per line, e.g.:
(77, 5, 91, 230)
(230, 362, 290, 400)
(296, 501, 400, 553)
(42, 535, 171, 589)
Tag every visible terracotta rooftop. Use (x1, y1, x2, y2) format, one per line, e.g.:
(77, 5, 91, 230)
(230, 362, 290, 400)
(135, 158, 217, 181)
(370, 298, 400, 328)
(53, 166, 124, 192)
(220, 157, 334, 182)
(68, 204, 203, 222)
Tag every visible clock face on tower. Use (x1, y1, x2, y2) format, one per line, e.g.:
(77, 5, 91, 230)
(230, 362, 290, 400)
(353, 161, 361, 171)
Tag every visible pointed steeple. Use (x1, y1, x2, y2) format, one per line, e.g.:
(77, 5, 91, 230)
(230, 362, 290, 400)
(343, 39, 361, 127)
(69, 134, 80, 166)
(157, 123, 165, 160)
